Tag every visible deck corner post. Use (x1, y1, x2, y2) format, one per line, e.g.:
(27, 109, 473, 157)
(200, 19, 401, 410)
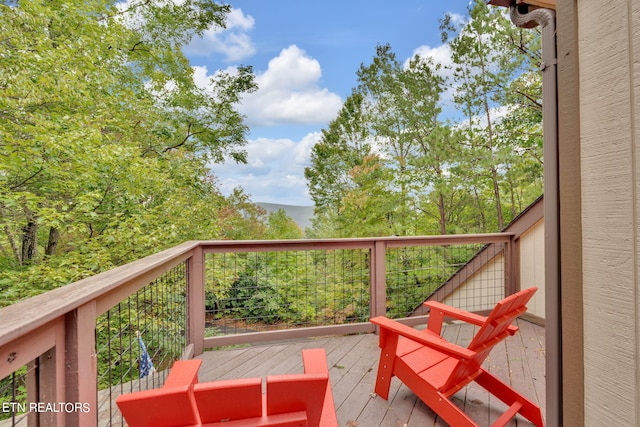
(187, 245, 205, 356)
(505, 235, 519, 297)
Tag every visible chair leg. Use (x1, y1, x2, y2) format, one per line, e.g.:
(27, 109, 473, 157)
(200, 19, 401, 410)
(374, 332, 398, 400)
(475, 370, 544, 427)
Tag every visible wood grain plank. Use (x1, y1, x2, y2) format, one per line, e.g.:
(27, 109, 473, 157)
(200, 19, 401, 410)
(333, 336, 381, 425)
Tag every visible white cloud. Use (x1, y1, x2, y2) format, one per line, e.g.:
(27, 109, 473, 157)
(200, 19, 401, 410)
(237, 45, 343, 127)
(191, 65, 211, 89)
(185, 8, 256, 62)
(190, 46, 342, 127)
(224, 7, 255, 30)
(213, 132, 321, 205)
(409, 44, 454, 74)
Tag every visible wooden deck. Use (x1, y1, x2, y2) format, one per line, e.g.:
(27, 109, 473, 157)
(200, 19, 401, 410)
(195, 318, 545, 427)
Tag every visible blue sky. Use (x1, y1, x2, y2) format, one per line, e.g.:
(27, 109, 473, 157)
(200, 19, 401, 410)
(184, 1, 474, 206)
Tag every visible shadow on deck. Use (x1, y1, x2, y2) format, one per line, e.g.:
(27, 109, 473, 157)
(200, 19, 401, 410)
(195, 318, 545, 427)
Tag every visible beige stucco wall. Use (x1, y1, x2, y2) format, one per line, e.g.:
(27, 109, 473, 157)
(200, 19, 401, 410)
(519, 219, 545, 318)
(578, 1, 640, 425)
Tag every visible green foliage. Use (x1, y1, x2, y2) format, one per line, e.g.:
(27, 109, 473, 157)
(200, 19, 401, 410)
(385, 245, 483, 317)
(206, 250, 372, 327)
(223, 273, 281, 323)
(0, 0, 264, 305)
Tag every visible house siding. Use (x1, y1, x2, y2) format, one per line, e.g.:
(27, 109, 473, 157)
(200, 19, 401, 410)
(442, 254, 505, 312)
(519, 219, 545, 319)
(578, 1, 640, 425)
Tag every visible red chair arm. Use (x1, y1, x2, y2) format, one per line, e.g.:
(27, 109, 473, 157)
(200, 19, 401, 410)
(424, 301, 487, 326)
(163, 359, 202, 388)
(424, 301, 519, 335)
(370, 316, 475, 359)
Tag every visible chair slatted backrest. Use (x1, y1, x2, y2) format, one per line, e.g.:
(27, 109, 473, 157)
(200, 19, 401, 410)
(193, 377, 263, 423)
(116, 384, 200, 427)
(266, 373, 330, 427)
(441, 287, 537, 395)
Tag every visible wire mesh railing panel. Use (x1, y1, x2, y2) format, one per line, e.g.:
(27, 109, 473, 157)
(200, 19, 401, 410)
(0, 364, 33, 426)
(385, 243, 504, 318)
(438, 243, 506, 312)
(95, 261, 188, 427)
(205, 249, 370, 336)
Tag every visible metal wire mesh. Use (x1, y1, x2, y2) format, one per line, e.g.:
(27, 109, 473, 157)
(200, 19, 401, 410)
(436, 243, 506, 312)
(204, 241, 507, 338)
(385, 243, 500, 317)
(205, 249, 370, 335)
(0, 365, 33, 426)
(95, 261, 188, 427)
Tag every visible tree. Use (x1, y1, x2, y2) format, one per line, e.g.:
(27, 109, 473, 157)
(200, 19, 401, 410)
(0, 0, 258, 303)
(265, 209, 303, 240)
(442, 0, 543, 230)
(356, 44, 446, 235)
(307, 44, 448, 237)
(306, 2, 543, 237)
(305, 92, 371, 218)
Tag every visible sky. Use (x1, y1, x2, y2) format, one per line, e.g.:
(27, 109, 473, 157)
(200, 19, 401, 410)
(183, 1, 475, 206)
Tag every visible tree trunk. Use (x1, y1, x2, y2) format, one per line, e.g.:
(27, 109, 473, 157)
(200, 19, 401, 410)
(45, 227, 59, 256)
(438, 192, 447, 235)
(3, 223, 20, 264)
(472, 186, 486, 231)
(482, 76, 504, 231)
(491, 166, 504, 230)
(21, 219, 38, 265)
(0, 203, 21, 264)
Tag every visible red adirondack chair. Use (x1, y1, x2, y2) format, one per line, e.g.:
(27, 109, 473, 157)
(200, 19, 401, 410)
(116, 348, 337, 427)
(370, 287, 544, 427)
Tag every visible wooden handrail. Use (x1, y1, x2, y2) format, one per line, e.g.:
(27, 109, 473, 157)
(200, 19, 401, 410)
(0, 241, 201, 348)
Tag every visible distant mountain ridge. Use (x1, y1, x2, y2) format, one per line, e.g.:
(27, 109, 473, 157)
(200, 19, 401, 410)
(256, 202, 315, 231)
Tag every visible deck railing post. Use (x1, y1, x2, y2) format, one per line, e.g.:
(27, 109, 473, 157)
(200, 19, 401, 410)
(33, 348, 58, 427)
(511, 233, 521, 295)
(504, 236, 517, 297)
(187, 245, 205, 356)
(64, 301, 97, 427)
(25, 360, 38, 427)
(370, 240, 387, 319)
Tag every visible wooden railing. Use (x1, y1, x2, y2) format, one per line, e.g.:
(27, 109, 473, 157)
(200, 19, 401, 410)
(0, 234, 520, 426)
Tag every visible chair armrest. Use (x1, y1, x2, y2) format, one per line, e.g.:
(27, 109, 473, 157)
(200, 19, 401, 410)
(163, 359, 202, 388)
(300, 348, 338, 427)
(302, 348, 329, 375)
(425, 301, 518, 335)
(370, 316, 475, 359)
(424, 301, 488, 326)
